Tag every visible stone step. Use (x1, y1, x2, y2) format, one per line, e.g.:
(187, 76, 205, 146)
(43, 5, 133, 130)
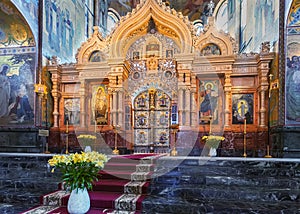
(142, 196, 300, 214)
(156, 164, 300, 179)
(149, 184, 300, 202)
(0, 178, 59, 191)
(0, 187, 43, 205)
(151, 173, 300, 189)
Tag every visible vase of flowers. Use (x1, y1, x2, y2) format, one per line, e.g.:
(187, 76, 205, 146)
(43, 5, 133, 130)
(77, 134, 96, 152)
(202, 135, 225, 157)
(48, 151, 108, 214)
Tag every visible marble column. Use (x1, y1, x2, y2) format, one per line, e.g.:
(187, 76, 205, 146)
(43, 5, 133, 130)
(224, 73, 232, 129)
(79, 80, 86, 128)
(109, 91, 113, 125)
(185, 88, 191, 126)
(112, 90, 117, 125)
(178, 88, 184, 126)
(190, 88, 197, 127)
(117, 89, 124, 127)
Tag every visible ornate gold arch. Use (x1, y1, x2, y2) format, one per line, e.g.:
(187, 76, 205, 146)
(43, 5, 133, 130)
(76, 26, 109, 64)
(109, 0, 194, 58)
(193, 18, 237, 56)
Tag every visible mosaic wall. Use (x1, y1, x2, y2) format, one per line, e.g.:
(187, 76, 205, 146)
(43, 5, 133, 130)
(109, 0, 220, 21)
(0, 0, 35, 48)
(286, 1, 300, 124)
(43, 0, 87, 63)
(0, 54, 35, 125)
(11, 0, 39, 40)
(0, 1, 36, 126)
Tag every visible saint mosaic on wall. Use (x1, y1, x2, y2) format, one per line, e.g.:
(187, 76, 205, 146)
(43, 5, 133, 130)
(232, 94, 253, 125)
(91, 85, 108, 125)
(199, 80, 219, 124)
(286, 3, 300, 124)
(0, 54, 35, 125)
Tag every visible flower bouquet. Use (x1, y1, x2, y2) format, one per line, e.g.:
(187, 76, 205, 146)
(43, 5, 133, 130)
(202, 135, 225, 148)
(48, 151, 108, 190)
(77, 134, 96, 147)
(48, 152, 108, 213)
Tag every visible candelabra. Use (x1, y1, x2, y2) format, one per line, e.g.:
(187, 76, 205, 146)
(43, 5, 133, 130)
(209, 116, 213, 135)
(112, 125, 120, 155)
(170, 124, 179, 156)
(265, 73, 273, 158)
(243, 118, 247, 158)
(65, 119, 69, 154)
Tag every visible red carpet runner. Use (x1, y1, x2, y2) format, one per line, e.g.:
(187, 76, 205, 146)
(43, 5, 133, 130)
(22, 153, 161, 214)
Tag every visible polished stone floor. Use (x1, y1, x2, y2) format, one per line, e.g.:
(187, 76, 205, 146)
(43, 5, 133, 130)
(2, 153, 300, 214)
(0, 203, 30, 214)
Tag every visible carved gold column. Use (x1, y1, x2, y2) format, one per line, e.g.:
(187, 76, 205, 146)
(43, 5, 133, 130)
(258, 61, 271, 128)
(79, 80, 87, 128)
(224, 72, 232, 129)
(48, 65, 61, 128)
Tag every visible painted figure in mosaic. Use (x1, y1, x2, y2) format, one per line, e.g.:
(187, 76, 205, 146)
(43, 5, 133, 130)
(0, 65, 11, 118)
(9, 83, 33, 123)
(200, 83, 213, 117)
(94, 87, 107, 123)
(286, 57, 300, 122)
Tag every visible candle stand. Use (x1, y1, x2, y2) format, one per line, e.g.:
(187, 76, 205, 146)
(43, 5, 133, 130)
(112, 125, 120, 155)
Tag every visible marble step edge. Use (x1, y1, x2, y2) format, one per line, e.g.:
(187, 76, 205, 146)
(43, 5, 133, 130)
(148, 185, 300, 202)
(142, 196, 300, 213)
(151, 175, 300, 188)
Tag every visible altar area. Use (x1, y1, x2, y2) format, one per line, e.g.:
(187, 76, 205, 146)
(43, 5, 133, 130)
(47, 0, 274, 157)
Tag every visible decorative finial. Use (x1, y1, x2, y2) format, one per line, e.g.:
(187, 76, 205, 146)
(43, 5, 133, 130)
(208, 0, 215, 17)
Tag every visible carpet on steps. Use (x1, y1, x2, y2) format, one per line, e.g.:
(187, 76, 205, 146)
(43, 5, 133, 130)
(22, 153, 161, 214)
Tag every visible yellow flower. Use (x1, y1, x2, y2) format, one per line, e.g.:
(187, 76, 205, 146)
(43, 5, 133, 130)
(48, 151, 108, 191)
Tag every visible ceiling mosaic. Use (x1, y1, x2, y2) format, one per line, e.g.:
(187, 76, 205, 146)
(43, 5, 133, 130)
(109, 0, 220, 21)
(0, 0, 35, 48)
